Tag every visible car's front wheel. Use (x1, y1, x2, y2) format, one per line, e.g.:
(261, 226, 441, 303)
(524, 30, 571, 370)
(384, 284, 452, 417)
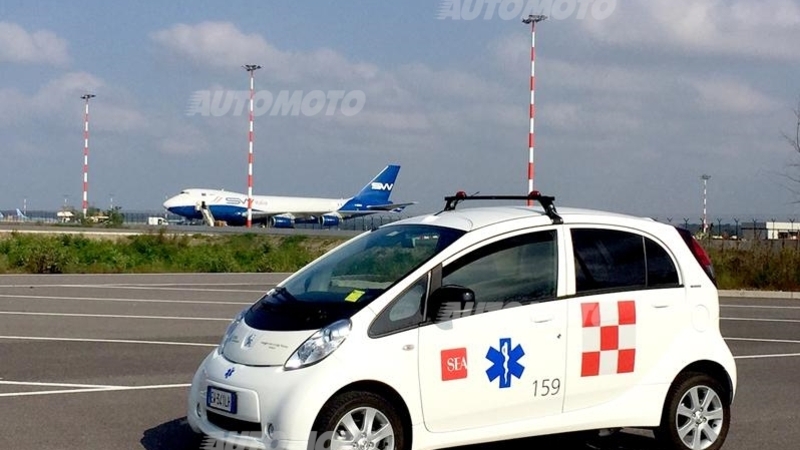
(656, 372, 730, 450)
(312, 391, 405, 450)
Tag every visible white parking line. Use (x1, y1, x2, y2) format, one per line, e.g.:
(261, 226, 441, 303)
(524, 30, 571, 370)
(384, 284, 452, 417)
(0, 311, 231, 321)
(0, 380, 118, 389)
(0, 285, 265, 293)
(721, 304, 800, 310)
(0, 335, 218, 347)
(734, 353, 800, 360)
(78, 285, 266, 294)
(0, 383, 191, 398)
(725, 337, 800, 344)
(721, 317, 800, 324)
(0, 293, 251, 306)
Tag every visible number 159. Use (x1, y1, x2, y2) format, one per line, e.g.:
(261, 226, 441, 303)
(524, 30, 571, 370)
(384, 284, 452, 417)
(532, 378, 561, 396)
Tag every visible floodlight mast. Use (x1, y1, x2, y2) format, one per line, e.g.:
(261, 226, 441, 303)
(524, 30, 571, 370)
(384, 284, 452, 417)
(80, 93, 96, 218)
(701, 174, 711, 234)
(522, 14, 546, 206)
(243, 64, 262, 228)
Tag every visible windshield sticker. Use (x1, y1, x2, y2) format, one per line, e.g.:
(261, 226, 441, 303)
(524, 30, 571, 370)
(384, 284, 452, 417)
(344, 290, 366, 302)
(441, 348, 468, 381)
(485, 338, 525, 388)
(580, 301, 637, 377)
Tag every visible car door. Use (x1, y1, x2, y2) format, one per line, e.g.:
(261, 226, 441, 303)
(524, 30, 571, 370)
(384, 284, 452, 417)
(562, 227, 684, 412)
(418, 227, 568, 433)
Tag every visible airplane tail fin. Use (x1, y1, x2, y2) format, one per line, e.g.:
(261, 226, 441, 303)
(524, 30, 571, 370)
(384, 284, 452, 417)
(16, 209, 27, 220)
(339, 165, 401, 212)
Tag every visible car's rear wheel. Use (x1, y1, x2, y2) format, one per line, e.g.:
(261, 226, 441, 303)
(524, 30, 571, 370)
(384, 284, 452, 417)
(313, 391, 405, 450)
(656, 372, 730, 450)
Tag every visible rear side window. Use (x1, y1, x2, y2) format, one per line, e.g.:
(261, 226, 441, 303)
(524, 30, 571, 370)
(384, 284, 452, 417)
(572, 229, 679, 294)
(645, 238, 680, 287)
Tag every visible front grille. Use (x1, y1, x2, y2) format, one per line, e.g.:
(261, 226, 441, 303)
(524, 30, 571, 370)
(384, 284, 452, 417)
(207, 410, 262, 434)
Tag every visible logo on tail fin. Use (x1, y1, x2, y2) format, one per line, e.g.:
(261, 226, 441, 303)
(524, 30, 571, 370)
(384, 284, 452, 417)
(341, 165, 401, 212)
(371, 182, 394, 191)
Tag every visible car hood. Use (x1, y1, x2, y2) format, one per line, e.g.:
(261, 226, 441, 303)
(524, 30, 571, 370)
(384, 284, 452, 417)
(221, 321, 313, 366)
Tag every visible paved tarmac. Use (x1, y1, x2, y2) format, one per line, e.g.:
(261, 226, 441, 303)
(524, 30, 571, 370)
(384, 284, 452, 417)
(0, 273, 797, 450)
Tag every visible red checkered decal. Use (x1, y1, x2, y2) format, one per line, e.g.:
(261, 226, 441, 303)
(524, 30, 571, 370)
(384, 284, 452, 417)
(580, 301, 636, 377)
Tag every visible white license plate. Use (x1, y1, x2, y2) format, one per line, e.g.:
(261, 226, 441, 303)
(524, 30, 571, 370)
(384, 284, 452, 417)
(206, 387, 237, 414)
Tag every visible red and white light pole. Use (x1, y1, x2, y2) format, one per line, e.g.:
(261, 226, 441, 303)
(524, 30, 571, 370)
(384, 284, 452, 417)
(80, 93, 96, 218)
(243, 64, 262, 228)
(522, 14, 546, 206)
(701, 174, 711, 234)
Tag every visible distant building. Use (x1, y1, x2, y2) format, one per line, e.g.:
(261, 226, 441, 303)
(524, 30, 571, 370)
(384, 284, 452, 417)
(57, 211, 74, 223)
(766, 221, 800, 240)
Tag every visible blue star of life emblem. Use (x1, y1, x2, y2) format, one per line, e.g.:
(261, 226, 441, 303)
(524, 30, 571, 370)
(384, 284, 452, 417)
(224, 367, 235, 379)
(485, 338, 525, 388)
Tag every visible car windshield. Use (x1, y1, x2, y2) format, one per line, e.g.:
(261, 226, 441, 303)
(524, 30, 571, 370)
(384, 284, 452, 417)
(245, 224, 465, 331)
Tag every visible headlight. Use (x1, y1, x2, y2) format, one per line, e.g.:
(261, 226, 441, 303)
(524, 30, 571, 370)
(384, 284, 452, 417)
(219, 309, 247, 349)
(284, 319, 351, 370)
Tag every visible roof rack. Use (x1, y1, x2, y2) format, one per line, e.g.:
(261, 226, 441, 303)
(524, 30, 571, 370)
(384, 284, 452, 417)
(442, 190, 563, 224)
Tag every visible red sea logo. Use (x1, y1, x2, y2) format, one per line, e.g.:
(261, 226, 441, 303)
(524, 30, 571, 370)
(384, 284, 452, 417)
(440, 348, 468, 381)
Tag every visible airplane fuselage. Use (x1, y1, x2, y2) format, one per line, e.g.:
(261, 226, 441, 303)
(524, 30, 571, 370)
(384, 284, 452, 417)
(165, 191, 349, 225)
(163, 165, 410, 227)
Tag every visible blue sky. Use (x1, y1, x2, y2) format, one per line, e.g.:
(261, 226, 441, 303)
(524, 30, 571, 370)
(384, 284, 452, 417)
(2, 0, 800, 220)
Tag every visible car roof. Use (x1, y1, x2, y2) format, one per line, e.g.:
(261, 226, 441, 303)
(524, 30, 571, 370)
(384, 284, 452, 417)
(389, 205, 654, 232)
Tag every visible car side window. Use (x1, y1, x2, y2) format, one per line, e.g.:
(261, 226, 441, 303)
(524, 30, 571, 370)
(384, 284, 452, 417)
(572, 229, 645, 293)
(369, 274, 428, 338)
(441, 230, 557, 313)
(572, 228, 679, 294)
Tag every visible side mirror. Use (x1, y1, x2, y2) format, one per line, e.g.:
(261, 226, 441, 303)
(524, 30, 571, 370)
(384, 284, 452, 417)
(427, 285, 476, 322)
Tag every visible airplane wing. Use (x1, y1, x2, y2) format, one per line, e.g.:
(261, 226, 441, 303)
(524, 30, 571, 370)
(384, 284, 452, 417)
(365, 202, 418, 211)
(248, 210, 274, 220)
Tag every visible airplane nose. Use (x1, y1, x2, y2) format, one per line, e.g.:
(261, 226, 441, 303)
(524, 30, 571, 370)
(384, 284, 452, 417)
(163, 196, 179, 211)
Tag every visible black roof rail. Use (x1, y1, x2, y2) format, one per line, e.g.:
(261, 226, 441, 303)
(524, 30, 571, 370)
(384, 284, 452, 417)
(441, 191, 563, 224)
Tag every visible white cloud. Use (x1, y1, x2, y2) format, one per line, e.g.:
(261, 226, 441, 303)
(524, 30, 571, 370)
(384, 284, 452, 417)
(157, 22, 531, 141)
(582, 0, 800, 60)
(158, 124, 210, 155)
(331, 110, 431, 131)
(0, 22, 70, 65)
(150, 22, 379, 83)
(395, 63, 512, 102)
(0, 72, 147, 134)
(684, 78, 781, 114)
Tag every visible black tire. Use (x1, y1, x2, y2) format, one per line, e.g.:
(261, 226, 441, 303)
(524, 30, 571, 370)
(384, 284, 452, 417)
(312, 391, 406, 450)
(655, 372, 730, 450)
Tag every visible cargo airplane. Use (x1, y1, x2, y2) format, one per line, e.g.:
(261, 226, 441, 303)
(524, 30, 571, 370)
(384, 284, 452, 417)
(163, 165, 415, 227)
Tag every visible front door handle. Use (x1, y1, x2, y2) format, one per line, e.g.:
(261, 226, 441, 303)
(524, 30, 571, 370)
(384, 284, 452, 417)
(531, 313, 554, 323)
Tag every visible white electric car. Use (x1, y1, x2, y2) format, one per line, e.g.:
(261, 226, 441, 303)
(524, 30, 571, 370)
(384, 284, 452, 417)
(187, 192, 736, 450)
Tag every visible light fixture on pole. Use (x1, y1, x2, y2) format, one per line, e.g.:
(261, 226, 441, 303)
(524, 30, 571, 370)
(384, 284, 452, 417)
(243, 64, 262, 228)
(80, 93, 96, 218)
